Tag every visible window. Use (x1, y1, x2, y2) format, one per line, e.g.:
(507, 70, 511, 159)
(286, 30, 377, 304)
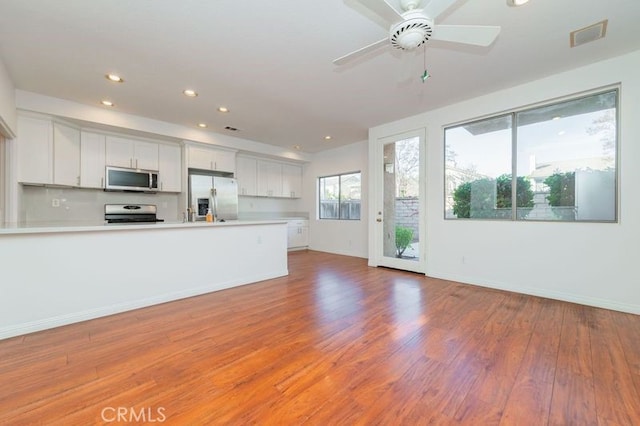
(445, 89, 618, 222)
(319, 172, 361, 220)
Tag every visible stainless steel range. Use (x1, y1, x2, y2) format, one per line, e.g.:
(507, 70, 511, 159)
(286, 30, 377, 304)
(104, 204, 165, 224)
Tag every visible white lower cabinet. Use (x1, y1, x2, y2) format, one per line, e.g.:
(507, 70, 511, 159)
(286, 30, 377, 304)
(287, 219, 309, 249)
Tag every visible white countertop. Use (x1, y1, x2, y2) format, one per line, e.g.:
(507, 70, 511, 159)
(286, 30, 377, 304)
(0, 219, 288, 235)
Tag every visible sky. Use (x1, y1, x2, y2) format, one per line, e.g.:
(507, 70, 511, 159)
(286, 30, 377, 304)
(446, 109, 614, 178)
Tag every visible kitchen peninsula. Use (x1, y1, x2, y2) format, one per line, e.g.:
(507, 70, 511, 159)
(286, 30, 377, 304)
(0, 220, 288, 339)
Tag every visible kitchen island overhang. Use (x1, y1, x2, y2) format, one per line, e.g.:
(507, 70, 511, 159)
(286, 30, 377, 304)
(0, 220, 288, 339)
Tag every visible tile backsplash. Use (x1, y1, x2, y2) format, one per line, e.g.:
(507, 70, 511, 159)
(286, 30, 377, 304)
(21, 186, 180, 226)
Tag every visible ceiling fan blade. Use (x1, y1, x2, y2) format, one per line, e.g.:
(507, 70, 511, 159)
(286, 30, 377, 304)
(333, 38, 389, 66)
(431, 25, 501, 46)
(355, 0, 404, 26)
(422, 0, 458, 20)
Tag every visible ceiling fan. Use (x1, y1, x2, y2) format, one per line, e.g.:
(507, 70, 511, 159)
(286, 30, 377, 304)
(334, 0, 501, 65)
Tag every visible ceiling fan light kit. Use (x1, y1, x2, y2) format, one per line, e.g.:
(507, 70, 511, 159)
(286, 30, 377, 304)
(390, 14, 433, 50)
(334, 0, 502, 66)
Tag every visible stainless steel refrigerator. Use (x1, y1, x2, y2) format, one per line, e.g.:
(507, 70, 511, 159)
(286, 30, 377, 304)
(188, 173, 239, 221)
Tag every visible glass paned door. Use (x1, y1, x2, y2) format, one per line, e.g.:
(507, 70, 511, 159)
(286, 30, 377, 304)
(374, 130, 425, 273)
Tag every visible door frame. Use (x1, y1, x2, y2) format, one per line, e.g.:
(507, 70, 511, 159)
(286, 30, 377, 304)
(368, 127, 427, 273)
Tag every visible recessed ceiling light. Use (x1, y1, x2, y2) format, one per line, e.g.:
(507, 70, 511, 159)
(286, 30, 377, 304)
(105, 73, 124, 83)
(218, 107, 229, 113)
(198, 123, 208, 128)
(101, 100, 114, 107)
(183, 89, 198, 97)
(552, 116, 561, 120)
(324, 135, 332, 140)
(507, 0, 529, 6)
(293, 145, 301, 150)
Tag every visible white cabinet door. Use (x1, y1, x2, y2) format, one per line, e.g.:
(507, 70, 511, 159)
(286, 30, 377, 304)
(158, 144, 182, 192)
(134, 140, 159, 170)
(105, 136, 133, 168)
(213, 150, 236, 173)
(106, 136, 158, 170)
(187, 146, 213, 170)
(188, 146, 235, 173)
(281, 164, 302, 198)
(236, 156, 257, 196)
(80, 131, 106, 188)
(16, 115, 53, 184)
(257, 160, 282, 197)
(53, 123, 81, 186)
(287, 220, 309, 249)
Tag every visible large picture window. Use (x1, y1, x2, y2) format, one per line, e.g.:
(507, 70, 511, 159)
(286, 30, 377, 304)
(445, 89, 618, 222)
(319, 172, 361, 220)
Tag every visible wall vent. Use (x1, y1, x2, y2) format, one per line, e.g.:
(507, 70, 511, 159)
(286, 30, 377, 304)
(570, 20, 608, 48)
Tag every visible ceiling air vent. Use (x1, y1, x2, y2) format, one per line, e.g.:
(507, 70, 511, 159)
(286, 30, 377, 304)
(570, 20, 608, 48)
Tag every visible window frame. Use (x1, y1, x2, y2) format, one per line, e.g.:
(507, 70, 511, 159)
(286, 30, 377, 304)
(443, 86, 619, 223)
(318, 171, 362, 221)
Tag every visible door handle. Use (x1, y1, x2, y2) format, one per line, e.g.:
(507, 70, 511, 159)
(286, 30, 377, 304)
(376, 218, 382, 222)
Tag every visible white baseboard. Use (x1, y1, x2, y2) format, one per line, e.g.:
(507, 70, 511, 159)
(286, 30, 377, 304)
(427, 271, 640, 315)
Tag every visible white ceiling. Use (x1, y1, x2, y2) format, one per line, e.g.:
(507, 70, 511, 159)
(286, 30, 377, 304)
(1, 0, 639, 153)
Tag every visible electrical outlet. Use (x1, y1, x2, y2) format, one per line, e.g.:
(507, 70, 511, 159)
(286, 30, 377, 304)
(51, 199, 60, 207)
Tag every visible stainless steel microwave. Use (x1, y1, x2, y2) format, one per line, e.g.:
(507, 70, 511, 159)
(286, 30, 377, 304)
(105, 166, 158, 192)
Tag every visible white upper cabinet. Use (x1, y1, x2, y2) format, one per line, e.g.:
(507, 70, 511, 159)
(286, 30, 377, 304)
(16, 115, 53, 184)
(52, 123, 81, 187)
(158, 144, 182, 192)
(17, 116, 83, 187)
(236, 156, 257, 196)
(239, 157, 303, 198)
(187, 145, 236, 173)
(256, 160, 282, 198)
(106, 136, 159, 170)
(281, 164, 302, 198)
(80, 131, 106, 189)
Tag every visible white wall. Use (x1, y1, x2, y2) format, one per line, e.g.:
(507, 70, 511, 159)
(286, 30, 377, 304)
(304, 140, 368, 258)
(0, 59, 16, 137)
(370, 49, 640, 314)
(238, 196, 305, 220)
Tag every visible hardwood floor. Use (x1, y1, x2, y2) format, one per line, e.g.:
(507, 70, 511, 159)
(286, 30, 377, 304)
(1, 250, 639, 425)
